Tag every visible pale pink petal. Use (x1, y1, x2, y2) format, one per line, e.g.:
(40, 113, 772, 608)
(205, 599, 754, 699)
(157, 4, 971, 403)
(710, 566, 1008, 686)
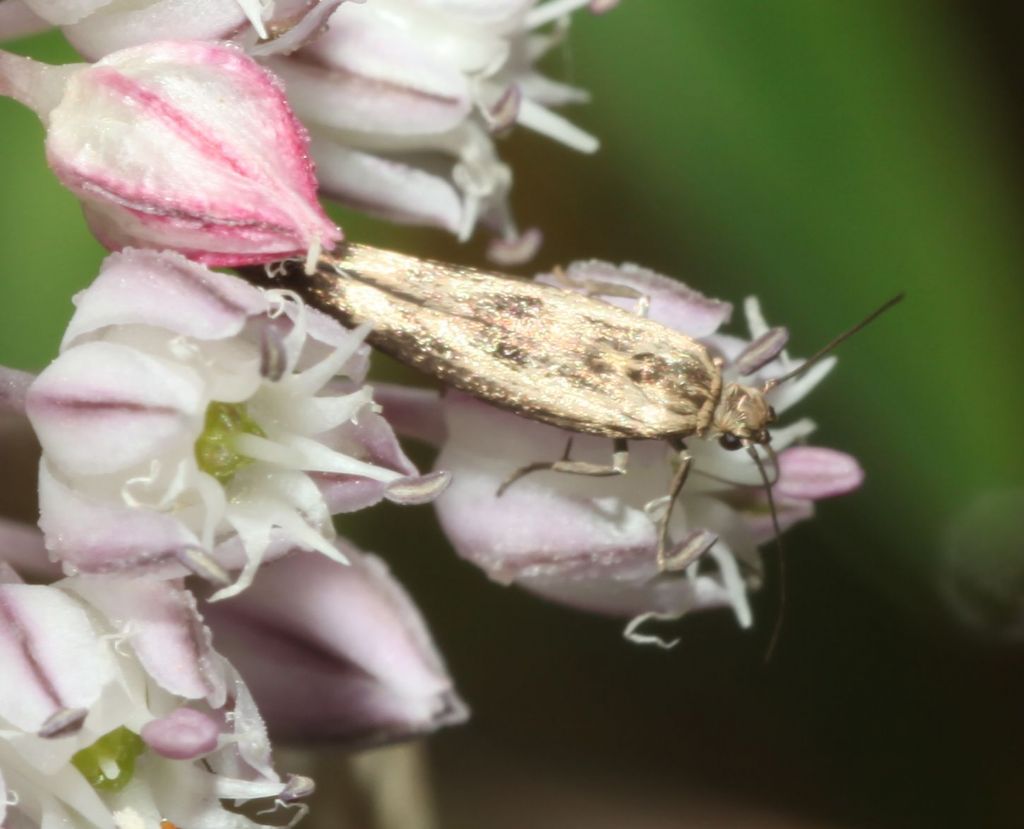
(286, 306, 371, 376)
(339, 2, 505, 74)
(436, 399, 642, 583)
(20, 0, 110, 25)
(62, 249, 267, 348)
(38, 464, 198, 575)
(72, 577, 224, 701)
(315, 408, 441, 512)
(0, 1, 51, 40)
(538, 260, 733, 337)
(775, 446, 864, 500)
(141, 706, 221, 759)
(205, 550, 467, 744)
(0, 583, 113, 732)
(26, 341, 204, 476)
(435, 394, 657, 584)
(763, 356, 836, 416)
(433, 393, 761, 619)
(45, 41, 340, 266)
(63, 0, 248, 60)
(270, 8, 472, 136)
(310, 138, 463, 234)
(371, 384, 447, 447)
(412, 0, 533, 24)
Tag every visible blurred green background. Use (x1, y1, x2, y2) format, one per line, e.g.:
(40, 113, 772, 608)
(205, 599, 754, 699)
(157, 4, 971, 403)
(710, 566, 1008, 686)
(3, 2, 1024, 827)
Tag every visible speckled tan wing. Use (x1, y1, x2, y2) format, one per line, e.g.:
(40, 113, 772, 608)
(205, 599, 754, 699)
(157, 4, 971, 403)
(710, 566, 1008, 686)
(282, 244, 722, 440)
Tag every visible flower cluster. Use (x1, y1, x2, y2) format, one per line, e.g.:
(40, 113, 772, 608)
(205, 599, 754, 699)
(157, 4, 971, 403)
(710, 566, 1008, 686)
(0, 3, 869, 826)
(0, 570, 294, 829)
(0, 248, 467, 825)
(265, 0, 605, 262)
(2, 0, 609, 262)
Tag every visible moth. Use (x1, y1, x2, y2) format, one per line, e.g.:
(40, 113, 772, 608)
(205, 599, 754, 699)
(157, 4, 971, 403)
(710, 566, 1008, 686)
(259, 243, 899, 573)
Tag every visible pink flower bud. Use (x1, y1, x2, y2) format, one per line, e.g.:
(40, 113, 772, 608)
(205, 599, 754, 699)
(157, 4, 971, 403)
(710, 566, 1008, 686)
(0, 41, 340, 267)
(141, 707, 221, 760)
(204, 550, 467, 744)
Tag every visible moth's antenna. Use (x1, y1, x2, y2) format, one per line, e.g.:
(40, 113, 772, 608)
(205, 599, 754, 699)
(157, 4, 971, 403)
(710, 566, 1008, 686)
(763, 293, 904, 391)
(763, 442, 781, 487)
(747, 445, 785, 661)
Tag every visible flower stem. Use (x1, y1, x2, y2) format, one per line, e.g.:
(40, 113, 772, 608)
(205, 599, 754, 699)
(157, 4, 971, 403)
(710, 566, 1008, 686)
(0, 49, 79, 120)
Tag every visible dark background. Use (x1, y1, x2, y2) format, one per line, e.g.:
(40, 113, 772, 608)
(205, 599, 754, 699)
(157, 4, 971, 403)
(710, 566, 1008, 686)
(3, 2, 1024, 827)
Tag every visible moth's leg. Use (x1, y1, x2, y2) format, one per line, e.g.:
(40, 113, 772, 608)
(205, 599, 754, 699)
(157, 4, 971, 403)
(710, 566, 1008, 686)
(656, 439, 693, 572)
(550, 266, 650, 317)
(497, 437, 629, 496)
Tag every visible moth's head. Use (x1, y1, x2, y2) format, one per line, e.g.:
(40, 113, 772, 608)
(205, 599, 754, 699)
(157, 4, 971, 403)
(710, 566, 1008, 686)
(713, 382, 776, 450)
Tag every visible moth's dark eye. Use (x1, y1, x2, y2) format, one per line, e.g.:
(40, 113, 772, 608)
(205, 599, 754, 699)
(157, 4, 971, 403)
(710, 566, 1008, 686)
(719, 434, 743, 451)
(768, 406, 777, 422)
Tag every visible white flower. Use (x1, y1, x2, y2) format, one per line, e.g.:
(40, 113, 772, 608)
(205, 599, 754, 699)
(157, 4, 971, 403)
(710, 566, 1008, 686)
(0, 570, 300, 829)
(266, 0, 608, 262)
(25, 249, 446, 599)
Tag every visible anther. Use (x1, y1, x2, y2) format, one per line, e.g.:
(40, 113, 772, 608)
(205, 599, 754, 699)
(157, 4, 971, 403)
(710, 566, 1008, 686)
(385, 471, 452, 505)
(734, 327, 789, 376)
(486, 85, 521, 135)
(174, 546, 231, 587)
(280, 774, 316, 801)
(260, 326, 288, 382)
(38, 707, 88, 739)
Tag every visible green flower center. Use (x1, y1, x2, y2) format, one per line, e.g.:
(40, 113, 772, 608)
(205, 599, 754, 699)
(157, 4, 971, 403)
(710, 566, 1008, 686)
(71, 726, 145, 792)
(194, 402, 266, 483)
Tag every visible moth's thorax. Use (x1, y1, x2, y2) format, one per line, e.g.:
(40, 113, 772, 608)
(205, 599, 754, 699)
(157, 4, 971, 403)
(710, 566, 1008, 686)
(713, 383, 774, 444)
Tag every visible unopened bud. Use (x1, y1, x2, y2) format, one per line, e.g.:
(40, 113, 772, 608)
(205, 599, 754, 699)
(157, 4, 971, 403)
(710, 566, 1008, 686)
(0, 41, 340, 268)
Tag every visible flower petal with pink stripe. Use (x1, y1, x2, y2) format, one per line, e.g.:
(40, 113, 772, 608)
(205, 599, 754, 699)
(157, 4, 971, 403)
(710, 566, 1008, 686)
(0, 40, 340, 266)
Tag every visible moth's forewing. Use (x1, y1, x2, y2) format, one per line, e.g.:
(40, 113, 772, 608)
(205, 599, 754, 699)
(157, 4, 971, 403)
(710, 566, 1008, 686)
(295, 245, 721, 439)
